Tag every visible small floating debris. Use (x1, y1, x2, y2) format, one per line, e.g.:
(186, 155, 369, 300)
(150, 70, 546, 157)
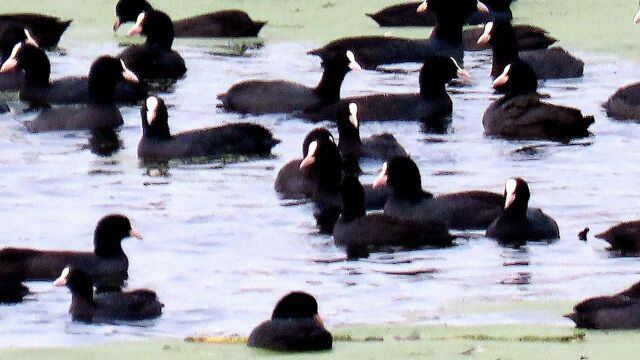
(185, 335, 247, 344)
(578, 227, 589, 241)
(500, 272, 531, 285)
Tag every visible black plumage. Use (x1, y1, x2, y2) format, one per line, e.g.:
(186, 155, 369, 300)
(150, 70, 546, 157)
(374, 157, 503, 230)
(113, 0, 266, 37)
(54, 267, 163, 323)
(217, 50, 361, 115)
(302, 56, 466, 130)
(0, 214, 142, 292)
(119, 10, 186, 81)
(0, 13, 70, 49)
(333, 175, 454, 257)
(477, 19, 582, 80)
(137, 96, 280, 161)
(23, 56, 140, 132)
(248, 292, 332, 352)
(566, 281, 640, 329)
(309, 0, 486, 69)
(482, 60, 594, 141)
(485, 178, 560, 245)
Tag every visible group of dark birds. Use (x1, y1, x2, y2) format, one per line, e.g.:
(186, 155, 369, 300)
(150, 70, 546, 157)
(2, 0, 640, 352)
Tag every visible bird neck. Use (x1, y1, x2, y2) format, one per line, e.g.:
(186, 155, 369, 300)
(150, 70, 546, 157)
(314, 65, 349, 104)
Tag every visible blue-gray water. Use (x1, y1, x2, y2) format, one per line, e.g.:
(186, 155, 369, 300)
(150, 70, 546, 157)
(1, 38, 640, 347)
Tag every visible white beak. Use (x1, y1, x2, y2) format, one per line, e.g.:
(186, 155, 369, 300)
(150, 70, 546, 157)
(477, 22, 493, 45)
(24, 29, 39, 48)
(120, 60, 139, 83)
(129, 229, 144, 240)
(346, 51, 362, 71)
(504, 179, 517, 209)
(53, 267, 70, 287)
(493, 64, 511, 88)
(113, 17, 122, 32)
(0, 43, 21, 73)
(300, 141, 318, 170)
(348, 103, 359, 128)
(477, 1, 490, 13)
(127, 13, 145, 36)
(417, 0, 428, 13)
(372, 163, 388, 189)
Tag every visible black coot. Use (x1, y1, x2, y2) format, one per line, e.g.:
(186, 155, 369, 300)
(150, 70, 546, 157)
(54, 267, 163, 323)
(482, 60, 594, 141)
(303, 56, 468, 131)
(217, 50, 361, 115)
(24, 56, 140, 132)
(334, 175, 454, 258)
(373, 157, 503, 230)
(0, 214, 142, 292)
(0, 43, 144, 106)
(113, 0, 266, 37)
(119, 10, 186, 81)
(486, 178, 559, 245)
(566, 281, 640, 329)
(367, 1, 555, 51)
(596, 221, 640, 253)
(248, 291, 332, 352)
(275, 128, 336, 200)
(274, 128, 390, 211)
(465, 24, 556, 52)
(0, 13, 71, 49)
(293, 129, 343, 233)
(310, 0, 488, 69)
(335, 102, 407, 171)
(138, 96, 280, 161)
(0, 26, 33, 92)
(0, 282, 29, 303)
(601, 8, 640, 121)
(367, 0, 506, 27)
(477, 19, 582, 79)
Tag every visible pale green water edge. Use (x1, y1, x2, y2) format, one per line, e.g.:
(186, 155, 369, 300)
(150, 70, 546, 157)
(3, 299, 637, 358)
(3, 0, 640, 58)
(3, 323, 639, 359)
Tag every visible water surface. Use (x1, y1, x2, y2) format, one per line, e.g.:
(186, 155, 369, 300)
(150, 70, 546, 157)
(1, 0, 640, 348)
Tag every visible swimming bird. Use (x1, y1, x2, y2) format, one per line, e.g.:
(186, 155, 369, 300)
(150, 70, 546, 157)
(54, 267, 163, 323)
(566, 281, 640, 329)
(113, 0, 266, 37)
(119, 10, 187, 81)
(137, 96, 280, 161)
(0, 27, 36, 92)
(373, 157, 503, 230)
(335, 102, 407, 173)
(367, 1, 555, 52)
(595, 221, 640, 253)
(310, 0, 489, 69)
(482, 60, 594, 141)
(367, 0, 506, 27)
(218, 50, 361, 115)
(274, 128, 390, 210)
(0, 214, 142, 292)
(248, 291, 332, 352)
(22, 56, 140, 132)
(476, 19, 583, 79)
(601, 7, 640, 121)
(302, 56, 468, 131)
(486, 178, 559, 245)
(0, 13, 71, 49)
(0, 43, 144, 106)
(334, 175, 454, 258)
